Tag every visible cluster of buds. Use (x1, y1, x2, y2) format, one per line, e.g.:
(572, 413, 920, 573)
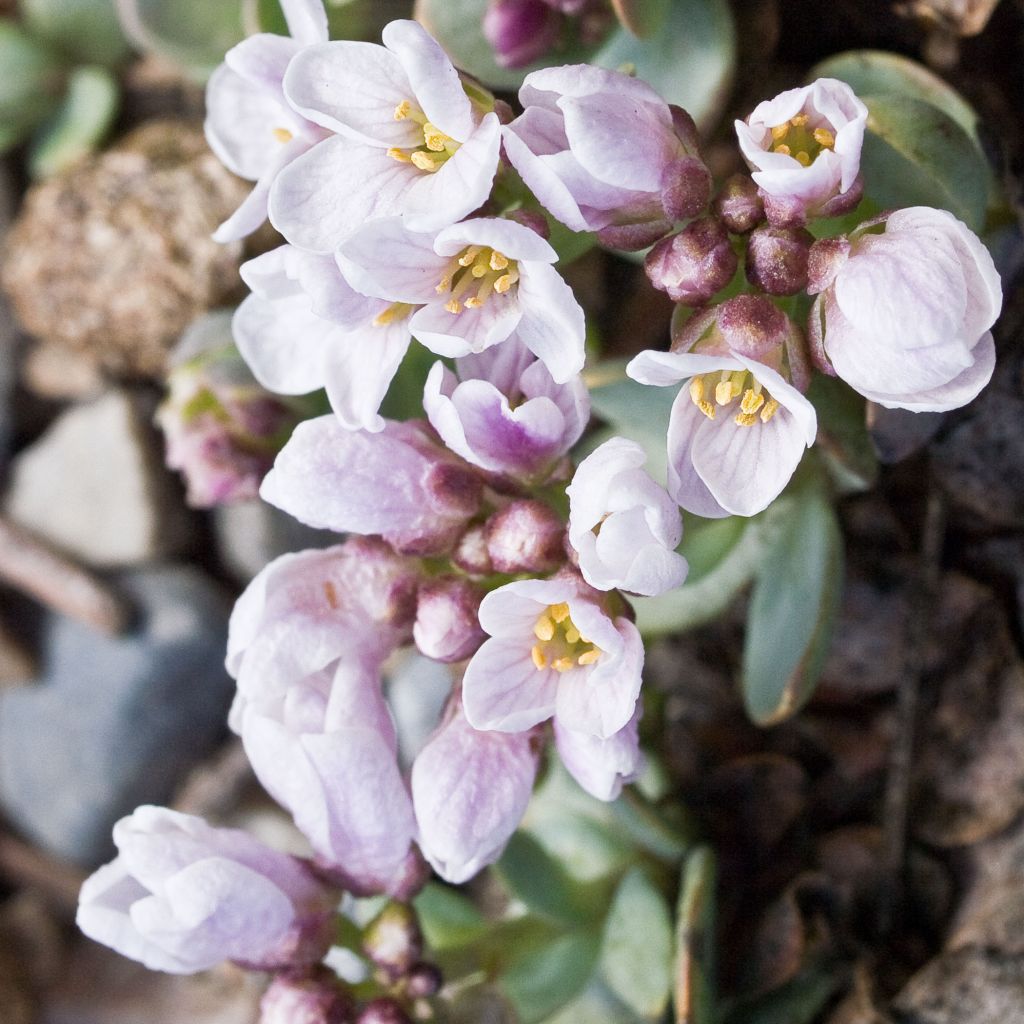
(93, 0, 1002, 1006)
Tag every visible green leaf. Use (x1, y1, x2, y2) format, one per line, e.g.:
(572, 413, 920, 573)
(674, 846, 716, 1024)
(806, 375, 878, 493)
(859, 94, 988, 231)
(502, 931, 602, 1023)
(22, 0, 130, 67)
(610, 0, 670, 38)
(29, 65, 118, 178)
(608, 790, 691, 863)
(379, 339, 436, 422)
(0, 19, 64, 152)
(414, 883, 488, 950)
(495, 831, 595, 925)
(810, 50, 983, 150)
(250, 0, 370, 39)
(741, 485, 844, 725)
(599, 868, 673, 1019)
(593, 0, 736, 131)
(544, 980, 639, 1024)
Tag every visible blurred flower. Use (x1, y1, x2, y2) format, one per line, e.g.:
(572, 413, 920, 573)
(808, 207, 1000, 411)
(485, 499, 567, 574)
(259, 967, 355, 1024)
(645, 215, 737, 306)
(483, 0, 562, 68)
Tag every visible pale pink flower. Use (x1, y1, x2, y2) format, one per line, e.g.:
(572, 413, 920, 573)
(411, 703, 538, 883)
(337, 216, 586, 382)
(205, 0, 329, 242)
(735, 78, 867, 226)
(809, 207, 1000, 411)
(77, 806, 335, 974)
(567, 437, 687, 596)
(628, 296, 817, 518)
(270, 20, 502, 252)
(503, 65, 710, 248)
(554, 702, 642, 802)
(462, 574, 643, 739)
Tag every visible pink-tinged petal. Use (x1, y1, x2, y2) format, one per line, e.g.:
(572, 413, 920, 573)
(513, 262, 585, 383)
(435, 217, 557, 264)
(232, 293, 341, 395)
(691, 404, 809, 517)
(457, 335, 535, 394)
(592, 508, 688, 596)
(382, 20, 474, 142)
(337, 218, 448, 304)
(323, 318, 412, 432)
(520, 63, 666, 107)
(734, 355, 818, 446)
(411, 293, 521, 359)
(462, 637, 560, 732)
(238, 245, 297, 300)
(741, 85, 809, 140)
(412, 710, 537, 884)
(750, 148, 843, 205)
(554, 617, 643, 738)
(666, 392, 731, 519)
(280, 0, 329, 45)
(520, 359, 590, 449)
(290, 249, 383, 327)
(559, 92, 674, 192)
(283, 41, 418, 147)
(477, 578, 571, 637)
(402, 113, 502, 232)
(270, 137, 420, 253)
(554, 707, 641, 802)
(628, 349, 700, 387)
(224, 33, 299, 92)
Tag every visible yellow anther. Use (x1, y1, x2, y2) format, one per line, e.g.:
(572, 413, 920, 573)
(715, 379, 737, 406)
(495, 270, 518, 293)
(465, 296, 484, 309)
(577, 650, 601, 666)
(794, 151, 811, 167)
(740, 388, 765, 415)
(471, 258, 490, 279)
(813, 127, 835, 149)
(690, 376, 705, 404)
(564, 625, 581, 645)
(423, 123, 447, 152)
(775, 144, 791, 156)
(698, 401, 716, 420)
(272, 127, 293, 144)
(734, 412, 759, 427)
(444, 299, 462, 314)
(490, 251, 509, 271)
(458, 247, 481, 267)
(435, 277, 452, 294)
(323, 580, 339, 609)
(373, 303, 410, 327)
(533, 615, 555, 642)
(790, 114, 809, 127)
(394, 100, 412, 121)
(531, 645, 547, 670)
(410, 151, 440, 172)
(552, 656, 575, 673)
(771, 123, 789, 141)
(550, 603, 570, 624)
(387, 147, 412, 163)
(760, 398, 780, 423)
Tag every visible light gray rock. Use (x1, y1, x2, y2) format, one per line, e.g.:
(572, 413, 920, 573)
(4, 389, 192, 567)
(0, 566, 234, 866)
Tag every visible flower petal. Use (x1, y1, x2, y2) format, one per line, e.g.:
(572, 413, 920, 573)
(462, 637, 560, 732)
(337, 218, 448, 304)
(513, 262, 586, 383)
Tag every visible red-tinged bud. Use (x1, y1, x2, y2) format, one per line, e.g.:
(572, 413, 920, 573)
(426, 463, 483, 521)
(485, 500, 566, 574)
(745, 224, 813, 296)
(405, 962, 443, 999)
(806, 236, 852, 295)
(645, 216, 737, 306)
(451, 523, 493, 576)
(713, 174, 764, 234)
(660, 155, 712, 222)
(716, 294, 790, 360)
(597, 218, 674, 252)
(413, 576, 486, 663)
(259, 967, 354, 1024)
(482, 0, 561, 69)
(355, 997, 412, 1024)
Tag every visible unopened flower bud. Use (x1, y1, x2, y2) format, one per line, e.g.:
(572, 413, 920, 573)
(645, 216, 738, 306)
(356, 997, 412, 1024)
(597, 219, 674, 252)
(362, 903, 423, 980)
(806, 236, 851, 295)
(451, 523, 493, 576)
(661, 155, 712, 222)
(485, 500, 566, 574)
(505, 208, 551, 240)
(426, 463, 484, 521)
(716, 293, 791, 359)
(483, 0, 561, 69)
(405, 962, 443, 998)
(260, 968, 354, 1024)
(745, 225, 813, 296)
(713, 174, 764, 234)
(413, 577, 486, 663)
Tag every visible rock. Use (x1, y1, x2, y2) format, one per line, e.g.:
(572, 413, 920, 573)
(0, 566, 234, 866)
(4, 389, 193, 568)
(211, 499, 337, 584)
(22, 340, 106, 401)
(1, 120, 250, 379)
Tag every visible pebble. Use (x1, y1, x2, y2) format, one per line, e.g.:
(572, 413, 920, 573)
(0, 566, 234, 866)
(4, 389, 193, 568)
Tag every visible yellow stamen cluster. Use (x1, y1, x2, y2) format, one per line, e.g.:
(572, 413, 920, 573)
(387, 100, 460, 173)
(689, 370, 781, 427)
(768, 113, 835, 167)
(436, 245, 520, 315)
(272, 127, 294, 144)
(531, 603, 601, 673)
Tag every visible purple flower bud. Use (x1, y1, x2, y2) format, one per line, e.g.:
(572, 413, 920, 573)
(362, 903, 423, 980)
(597, 219, 674, 252)
(260, 968, 354, 1024)
(413, 577, 486, 664)
(712, 174, 765, 234)
(660, 155, 712, 223)
(451, 523, 493, 577)
(405, 962, 443, 998)
(745, 225, 813, 296)
(483, 0, 561, 69)
(485, 500, 566, 574)
(715, 294, 791, 359)
(356, 998, 412, 1024)
(505, 208, 551, 240)
(645, 217, 738, 306)
(806, 236, 851, 295)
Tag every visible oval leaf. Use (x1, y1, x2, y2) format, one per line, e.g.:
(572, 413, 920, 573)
(495, 831, 594, 925)
(742, 486, 844, 725)
(610, 0, 670, 38)
(860, 93, 988, 231)
(502, 931, 602, 1024)
(0, 19, 64, 151)
(674, 846, 717, 1024)
(22, 0, 130, 67)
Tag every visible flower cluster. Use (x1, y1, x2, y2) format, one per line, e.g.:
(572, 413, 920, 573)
(95, 3, 1002, 1015)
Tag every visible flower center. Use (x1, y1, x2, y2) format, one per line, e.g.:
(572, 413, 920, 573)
(689, 370, 780, 427)
(531, 602, 601, 673)
(435, 245, 519, 315)
(768, 113, 835, 167)
(387, 100, 461, 173)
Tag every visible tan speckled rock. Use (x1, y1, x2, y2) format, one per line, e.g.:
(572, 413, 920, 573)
(1, 120, 250, 378)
